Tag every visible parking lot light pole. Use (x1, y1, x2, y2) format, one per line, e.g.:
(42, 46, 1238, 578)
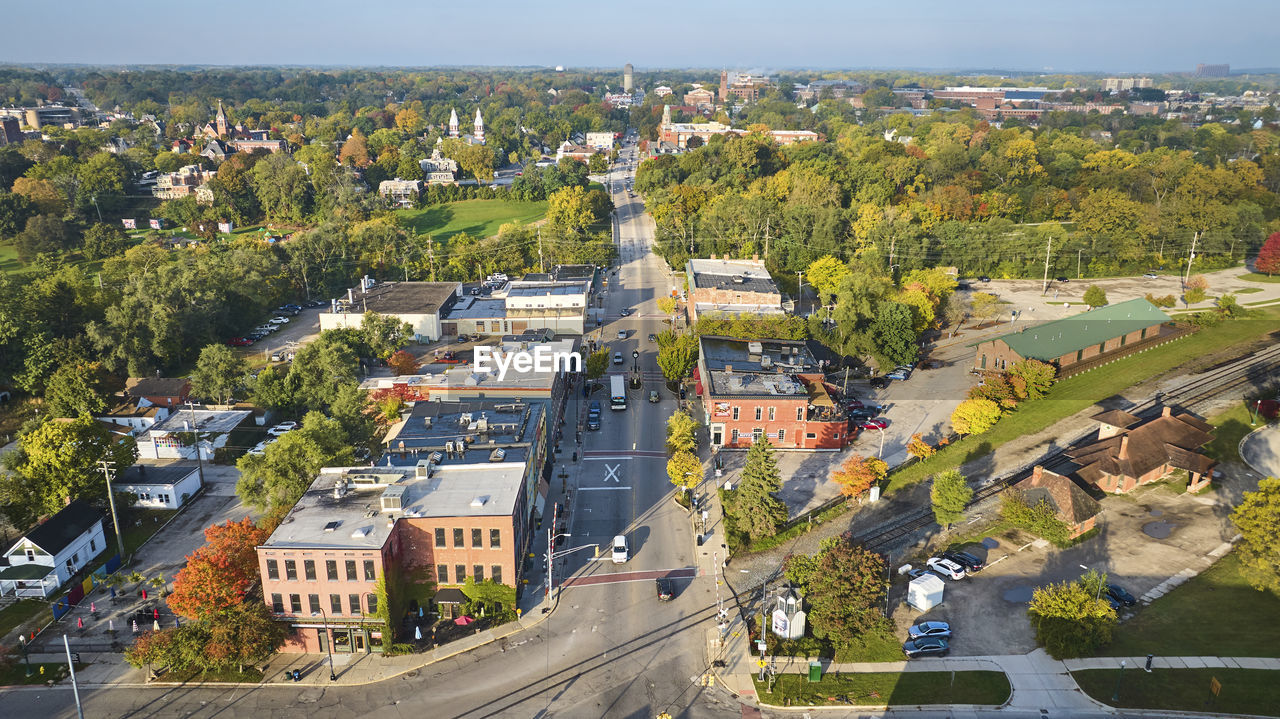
(1112, 659, 1126, 702)
(311, 610, 337, 681)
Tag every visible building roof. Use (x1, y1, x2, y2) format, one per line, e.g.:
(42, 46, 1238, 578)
(1013, 467, 1102, 525)
(149, 408, 252, 435)
(1067, 407, 1215, 486)
(698, 336, 835, 409)
(440, 296, 506, 320)
(504, 281, 588, 298)
(991, 299, 1171, 362)
(117, 462, 200, 488)
(0, 564, 55, 580)
(22, 500, 103, 556)
(1090, 409, 1142, 430)
(260, 463, 525, 550)
(551, 264, 596, 282)
(124, 377, 190, 399)
(687, 258, 780, 295)
(334, 281, 461, 315)
(382, 398, 544, 465)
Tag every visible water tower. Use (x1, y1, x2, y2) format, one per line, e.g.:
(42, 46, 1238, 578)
(623, 63, 634, 92)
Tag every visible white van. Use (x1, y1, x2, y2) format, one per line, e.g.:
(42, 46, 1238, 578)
(611, 535, 628, 564)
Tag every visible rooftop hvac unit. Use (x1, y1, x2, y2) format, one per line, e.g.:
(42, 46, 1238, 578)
(444, 440, 455, 457)
(415, 460, 430, 478)
(380, 485, 405, 512)
(489, 448, 506, 462)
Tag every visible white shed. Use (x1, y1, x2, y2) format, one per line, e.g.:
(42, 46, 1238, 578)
(907, 573, 945, 612)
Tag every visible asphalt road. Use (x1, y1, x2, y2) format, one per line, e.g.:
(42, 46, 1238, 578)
(0, 139, 743, 719)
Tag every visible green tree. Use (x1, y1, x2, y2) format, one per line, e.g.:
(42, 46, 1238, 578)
(666, 410, 698, 453)
(287, 333, 360, 413)
(930, 469, 973, 527)
(725, 440, 788, 541)
(805, 255, 851, 302)
(0, 191, 35, 239)
(189, 344, 248, 404)
(235, 412, 355, 513)
(804, 536, 890, 651)
(970, 292, 1002, 324)
(1000, 490, 1071, 545)
(587, 153, 608, 174)
(656, 296, 677, 315)
(360, 312, 415, 360)
(870, 301, 918, 368)
(950, 398, 1002, 435)
(1006, 359, 1057, 400)
(251, 152, 310, 224)
(43, 361, 108, 417)
(81, 223, 129, 260)
(1230, 477, 1280, 594)
(655, 331, 698, 382)
(666, 450, 702, 491)
(584, 349, 609, 379)
(1082, 285, 1108, 308)
(546, 185, 596, 235)
(1027, 570, 1117, 659)
(16, 214, 73, 260)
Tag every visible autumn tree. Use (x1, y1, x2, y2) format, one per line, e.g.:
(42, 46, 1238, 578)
(167, 517, 270, 620)
(950, 398, 1002, 435)
(832, 454, 887, 500)
(1230, 477, 1280, 594)
(666, 410, 698, 453)
(725, 440, 788, 541)
(1082, 285, 1108, 308)
(338, 128, 371, 167)
(803, 536, 890, 651)
(667, 450, 702, 491)
(656, 296, 676, 315)
(1006, 359, 1057, 400)
(906, 433, 935, 461)
(388, 349, 420, 376)
(806, 255, 851, 302)
(1257, 232, 1280, 276)
(970, 292, 1002, 324)
(584, 349, 609, 379)
(202, 603, 285, 672)
(930, 469, 973, 527)
(1027, 570, 1117, 659)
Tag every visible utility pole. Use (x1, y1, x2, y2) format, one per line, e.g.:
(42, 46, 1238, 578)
(64, 635, 84, 719)
(1041, 235, 1052, 295)
(1077, 249, 1082, 279)
(186, 401, 206, 483)
(796, 271, 804, 317)
(427, 239, 436, 281)
(763, 218, 770, 260)
(98, 460, 126, 560)
(1183, 231, 1199, 289)
(537, 227, 545, 272)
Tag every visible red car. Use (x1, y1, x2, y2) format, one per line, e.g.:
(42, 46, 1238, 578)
(437, 351, 462, 364)
(845, 398, 864, 409)
(226, 337, 252, 347)
(860, 418, 889, 430)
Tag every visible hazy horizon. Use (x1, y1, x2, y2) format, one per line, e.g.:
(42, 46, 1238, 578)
(5, 0, 1277, 75)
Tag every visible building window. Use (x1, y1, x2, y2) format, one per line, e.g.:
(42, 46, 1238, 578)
(1076, 349, 1084, 362)
(491, 565, 502, 584)
(308, 594, 320, 615)
(474, 565, 484, 582)
(285, 560, 297, 581)
(778, 429, 785, 442)
(455, 564, 466, 582)
(437, 564, 448, 583)
(1140, 327, 1147, 340)
(330, 594, 342, 615)
(90, 539, 96, 552)
(754, 406, 762, 421)
(490, 529, 501, 548)
(271, 594, 283, 613)
(349, 594, 361, 615)
(472, 528, 483, 548)
(453, 528, 464, 547)
(289, 594, 301, 613)
(768, 407, 775, 421)
(435, 528, 445, 546)
(367, 593, 378, 615)
(752, 428, 764, 442)
(1120, 335, 1127, 347)
(304, 560, 316, 581)
(806, 432, 816, 439)
(363, 560, 376, 581)
(25, 549, 34, 561)
(730, 429, 739, 443)
(345, 560, 357, 581)
(326, 560, 338, 581)
(266, 560, 279, 580)
(796, 406, 804, 421)
(731, 407, 739, 420)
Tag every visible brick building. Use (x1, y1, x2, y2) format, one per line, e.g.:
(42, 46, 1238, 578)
(695, 336, 848, 450)
(971, 298, 1173, 375)
(1010, 465, 1102, 539)
(719, 71, 773, 102)
(1066, 407, 1215, 494)
(684, 256, 784, 322)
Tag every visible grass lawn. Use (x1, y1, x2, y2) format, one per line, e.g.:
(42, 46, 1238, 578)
(395, 199, 547, 241)
(0, 242, 21, 274)
(1073, 668, 1280, 717)
(1238, 272, 1280, 283)
(885, 306, 1280, 494)
(117, 508, 180, 555)
(0, 660, 79, 686)
(754, 670, 1011, 707)
(1203, 402, 1266, 463)
(1101, 553, 1280, 657)
(162, 666, 265, 683)
(1235, 286, 1264, 294)
(0, 599, 52, 639)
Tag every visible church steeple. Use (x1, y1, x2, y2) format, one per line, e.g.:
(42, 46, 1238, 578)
(215, 100, 228, 138)
(661, 104, 672, 127)
(473, 108, 484, 143)
(448, 108, 459, 138)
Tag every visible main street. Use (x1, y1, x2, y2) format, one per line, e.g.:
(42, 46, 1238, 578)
(0, 140, 743, 719)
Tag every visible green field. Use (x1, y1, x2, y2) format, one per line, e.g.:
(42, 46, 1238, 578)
(395, 199, 547, 241)
(754, 670, 1011, 707)
(1239, 272, 1280, 283)
(1073, 668, 1280, 716)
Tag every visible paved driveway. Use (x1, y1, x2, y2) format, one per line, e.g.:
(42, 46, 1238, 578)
(1240, 424, 1280, 479)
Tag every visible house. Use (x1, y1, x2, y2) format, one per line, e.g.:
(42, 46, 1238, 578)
(684, 256, 784, 322)
(0, 501, 106, 598)
(319, 279, 462, 342)
(152, 165, 217, 200)
(585, 132, 615, 149)
(1011, 465, 1102, 539)
(124, 376, 192, 408)
(420, 146, 459, 185)
(378, 178, 421, 208)
(200, 139, 232, 163)
(135, 407, 252, 461)
(1066, 407, 1216, 494)
(231, 138, 288, 154)
(555, 141, 602, 163)
(95, 399, 171, 434)
(971, 298, 1176, 377)
(114, 462, 202, 509)
(695, 336, 849, 450)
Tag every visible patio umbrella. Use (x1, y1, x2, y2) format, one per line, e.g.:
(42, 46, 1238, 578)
(414, 626, 422, 640)
(418, 607, 424, 618)
(153, 619, 160, 631)
(453, 615, 475, 626)
(141, 590, 147, 600)
(108, 619, 114, 632)
(90, 602, 96, 613)
(153, 608, 159, 620)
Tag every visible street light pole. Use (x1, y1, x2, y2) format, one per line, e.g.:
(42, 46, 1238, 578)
(1112, 659, 1127, 702)
(312, 609, 337, 681)
(19, 634, 32, 677)
(1080, 564, 1105, 600)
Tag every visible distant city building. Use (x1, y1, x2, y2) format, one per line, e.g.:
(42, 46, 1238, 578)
(604, 92, 635, 108)
(0, 105, 83, 130)
(653, 85, 673, 98)
(623, 63, 634, 92)
(683, 86, 717, 109)
(231, 138, 288, 154)
(1102, 77, 1153, 92)
(555, 140, 603, 163)
(585, 132, 616, 149)
(152, 165, 218, 200)
(379, 178, 422, 208)
(448, 107, 485, 145)
(1194, 63, 1230, 78)
(420, 144, 460, 185)
(320, 280, 462, 342)
(719, 71, 773, 102)
(0, 117, 22, 146)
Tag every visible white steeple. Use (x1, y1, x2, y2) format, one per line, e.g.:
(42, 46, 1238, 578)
(473, 108, 484, 143)
(448, 108, 459, 137)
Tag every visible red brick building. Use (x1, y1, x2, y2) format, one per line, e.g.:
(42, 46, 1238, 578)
(1011, 465, 1102, 539)
(1067, 407, 1215, 494)
(695, 336, 848, 450)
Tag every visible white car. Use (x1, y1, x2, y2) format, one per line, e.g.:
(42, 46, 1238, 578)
(247, 438, 276, 455)
(926, 557, 967, 580)
(267, 421, 298, 436)
(254, 324, 277, 334)
(611, 535, 629, 564)
(269, 316, 290, 325)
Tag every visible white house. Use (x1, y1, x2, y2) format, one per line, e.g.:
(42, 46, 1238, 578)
(135, 408, 251, 461)
(115, 462, 202, 509)
(0, 501, 106, 598)
(585, 132, 615, 149)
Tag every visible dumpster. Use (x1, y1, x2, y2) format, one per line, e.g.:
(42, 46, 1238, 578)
(808, 660, 822, 682)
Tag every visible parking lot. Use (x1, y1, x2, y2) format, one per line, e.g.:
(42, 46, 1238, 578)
(889, 468, 1253, 657)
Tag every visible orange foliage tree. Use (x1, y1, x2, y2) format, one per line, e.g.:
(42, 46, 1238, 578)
(906, 433, 936, 461)
(832, 455, 888, 499)
(167, 518, 270, 621)
(388, 350, 421, 376)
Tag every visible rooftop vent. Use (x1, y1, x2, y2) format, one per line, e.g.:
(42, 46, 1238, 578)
(470, 495, 489, 508)
(733, 276, 745, 284)
(323, 520, 341, 532)
(489, 448, 507, 462)
(350, 526, 371, 539)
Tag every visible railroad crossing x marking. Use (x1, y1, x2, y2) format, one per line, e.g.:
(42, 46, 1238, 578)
(604, 464, 621, 482)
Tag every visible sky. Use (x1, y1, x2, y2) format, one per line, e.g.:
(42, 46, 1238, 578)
(5, 0, 1278, 73)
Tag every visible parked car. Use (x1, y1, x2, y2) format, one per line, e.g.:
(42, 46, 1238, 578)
(956, 282, 972, 291)
(655, 578, 674, 601)
(305, 299, 325, 308)
(649, 390, 659, 403)
(267, 422, 298, 436)
(587, 414, 601, 430)
(245, 332, 267, 342)
(926, 557, 966, 580)
(613, 352, 623, 364)
(1143, 272, 1158, 279)
(979, 276, 991, 282)
(617, 330, 627, 339)
(941, 550, 985, 573)
(904, 567, 932, 581)
(908, 621, 952, 639)
(902, 636, 949, 658)
(920, 359, 945, 370)
(226, 337, 252, 347)
(870, 377, 890, 390)
(1055, 276, 1069, 283)
(589, 401, 601, 413)
(1106, 584, 1137, 607)
(648, 333, 658, 342)
(275, 306, 299, 316)
(620, 308, 633, 316)
(860, 418, 889, 430)
(439, 351, 462, 364)
(886, 368, 911, 381)
(456, 334, 469, 343)
(255, 324, 277, 334)
(269, 316, 290, 325)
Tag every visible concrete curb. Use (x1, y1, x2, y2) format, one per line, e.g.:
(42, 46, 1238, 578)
(1238, 423, 1279, 479)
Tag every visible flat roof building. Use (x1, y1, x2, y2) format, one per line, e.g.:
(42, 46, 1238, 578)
(685, 257, 784, 322)
(319, 280, 462, 342)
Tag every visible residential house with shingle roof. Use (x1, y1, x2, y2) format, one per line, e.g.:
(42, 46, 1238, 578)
(1066, 406, 1215, 494)
(1011, 465, 1102, 539)
(0, 500, 106, 598)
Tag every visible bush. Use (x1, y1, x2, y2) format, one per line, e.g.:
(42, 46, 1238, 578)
(1000, 490, 1070, 546)
(1027, 570, 1117, 659)
(1145, 293, 1177, 308)
(383, 643, 416, 656)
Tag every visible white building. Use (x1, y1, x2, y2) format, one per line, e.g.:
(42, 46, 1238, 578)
(115, 462, 203, 509)
(0, 501, 105, 598)
(585, 132, 615, 150)
(136, 408, 252, 461)
(319, 279, 463, 342)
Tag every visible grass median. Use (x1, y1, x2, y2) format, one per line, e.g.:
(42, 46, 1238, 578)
(754, 670, 1011, 707)
(1073, 667, 1280, 717)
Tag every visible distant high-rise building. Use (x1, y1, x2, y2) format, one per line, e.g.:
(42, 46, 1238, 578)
(623, 63, 634, 93)
(1103, 77, 1153, 92)
(1195, 63, 1230, 78)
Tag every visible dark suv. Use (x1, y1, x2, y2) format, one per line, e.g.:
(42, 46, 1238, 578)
(941, 550, 985, 574)
(655, 578, 674, 601)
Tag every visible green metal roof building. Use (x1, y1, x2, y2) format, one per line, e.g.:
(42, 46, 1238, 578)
(972, 298, 1173, 373)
